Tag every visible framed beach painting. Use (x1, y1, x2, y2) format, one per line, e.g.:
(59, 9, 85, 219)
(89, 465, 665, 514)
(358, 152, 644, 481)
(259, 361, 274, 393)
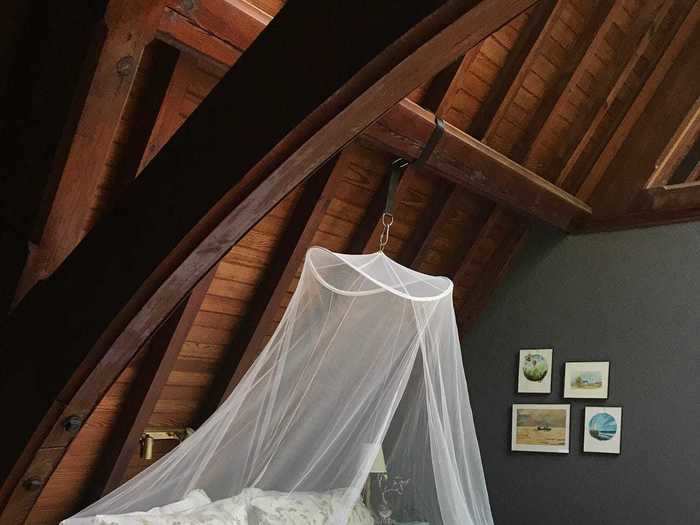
(583, 406, 622, 454)
(517, 349, 553, 394)
(511, 404, 570, 454)
(563, 361, 610, 399)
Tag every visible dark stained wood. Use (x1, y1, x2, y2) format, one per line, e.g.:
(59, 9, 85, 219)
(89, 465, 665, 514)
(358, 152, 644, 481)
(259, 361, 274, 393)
(418, 57, 465, 114)
(347, 166, 397, 254)
(645, 96, 700, 187)
(585, 7, 700, 214)
(88, 268, 216, 501)
(157, 7, 242, 67)
(468, 0, 557, 139)
(399, 178, 454, 266)
(361, 99, 592, 229)
(458, 213, 527, 332)
(0, 1, 108, 314)
(453, 0, 565, 331)
(579, 189, 700, 233)
(15, 0, 169, 301)
(645, 181, 700, 211)
(577, 1, 700, 202)
(157, 0, 270, 68)
(512, 1, 616, 167)
(1, 2, 539, 521)
(0, 0, 109, 240)
(167, 0, 270, 52)
(409, 4, 554, 270)
(200, 156, 340, 418)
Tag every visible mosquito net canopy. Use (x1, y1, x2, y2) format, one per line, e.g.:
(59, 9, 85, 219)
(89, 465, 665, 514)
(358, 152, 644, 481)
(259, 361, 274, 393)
(66, 247, 493, 525)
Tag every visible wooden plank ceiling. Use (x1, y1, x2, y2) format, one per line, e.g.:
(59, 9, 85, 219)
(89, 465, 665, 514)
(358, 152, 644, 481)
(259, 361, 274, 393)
(1, 0, 699, 523)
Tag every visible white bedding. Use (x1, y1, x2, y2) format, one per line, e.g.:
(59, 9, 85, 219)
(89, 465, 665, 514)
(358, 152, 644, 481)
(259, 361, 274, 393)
(63, 488, 374, 525)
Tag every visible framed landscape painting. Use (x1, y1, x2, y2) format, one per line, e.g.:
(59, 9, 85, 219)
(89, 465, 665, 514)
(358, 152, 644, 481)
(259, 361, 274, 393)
(583, 406, 622, 454)
(564, 361, 610, 399)
(517, 349, 553, 394)
(511, 404, 570, 454)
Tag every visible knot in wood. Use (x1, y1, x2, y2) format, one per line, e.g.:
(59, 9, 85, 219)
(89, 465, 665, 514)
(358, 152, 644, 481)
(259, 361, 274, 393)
(116, 56, 135, 77)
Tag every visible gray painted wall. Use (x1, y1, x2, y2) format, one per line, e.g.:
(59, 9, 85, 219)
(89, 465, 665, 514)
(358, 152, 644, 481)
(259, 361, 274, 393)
(462, 222, 700, 525)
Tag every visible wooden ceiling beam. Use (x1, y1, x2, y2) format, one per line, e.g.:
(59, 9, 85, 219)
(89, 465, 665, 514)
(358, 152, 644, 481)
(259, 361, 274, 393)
(468, 0, 557, 139)
(576, 1, 700, 202)
(579, 183, 700, 233)
(554, 0, 672, 192)
(14, 0, 169, 302)
(199, 156, 340, 419)
(361, 99, 592, 230)
(88, 267, 216, 503)
(452, 0, 565, 332)
(157, 7, 242, 67)
(398, 177, 455, 267)
(457, 210, 528, 332)
(407, 1, 556, 271)
(514, 0, 616, 167)
(645, 95, 700, 188)
(2, 3, 539, 520)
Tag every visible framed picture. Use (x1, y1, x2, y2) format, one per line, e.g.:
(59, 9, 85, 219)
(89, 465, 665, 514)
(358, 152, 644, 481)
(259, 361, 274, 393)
(583, 406, 622, 454)
(511, 404, 570, 454)
(517, 349, 553, 393)
(563, 361, 610, 399)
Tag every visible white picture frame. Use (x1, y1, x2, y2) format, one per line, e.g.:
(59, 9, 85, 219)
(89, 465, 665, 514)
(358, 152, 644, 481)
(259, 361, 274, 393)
(511, 404, 570, 454)
(583, 406, 622, 454)
(563, 361, 610, 399)
(517, 349, 553, 394)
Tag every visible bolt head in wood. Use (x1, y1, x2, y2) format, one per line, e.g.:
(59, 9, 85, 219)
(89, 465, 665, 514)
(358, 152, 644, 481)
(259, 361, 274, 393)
(180, 0, 196, 11)
(63, 415, 82, 432)
(116, 56, 135, 77)
(23, 478, 42, 491)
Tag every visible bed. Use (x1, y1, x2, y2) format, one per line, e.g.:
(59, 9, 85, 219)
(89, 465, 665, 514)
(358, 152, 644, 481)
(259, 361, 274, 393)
(64, 487, 375, 525)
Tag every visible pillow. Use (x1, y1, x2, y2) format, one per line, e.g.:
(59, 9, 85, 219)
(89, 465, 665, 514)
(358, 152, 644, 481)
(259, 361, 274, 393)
(158, 489, 211, 514)
(248, 491, 334, 525)
(61, 489, 213, 525)
(248, 490, 373, 525)
(93, 498, 248, 525)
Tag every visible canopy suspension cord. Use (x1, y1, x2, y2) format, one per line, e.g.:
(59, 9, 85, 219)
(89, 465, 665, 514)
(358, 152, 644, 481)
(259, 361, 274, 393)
(379, 116, 445, 252)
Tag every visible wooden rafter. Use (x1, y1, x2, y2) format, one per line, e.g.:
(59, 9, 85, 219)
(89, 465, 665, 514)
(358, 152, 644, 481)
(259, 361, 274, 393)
(14, 0, 169, 302)
(468, 0, 557, 139)
(514, 0, 616, 167)
(406, 1, 557, 273)
(198, 156, 340, 419)
(362, 100, 592, 229)
(645, 95, 700, 188)
(87, 268, 216, 502)
(1, 2, 539, 521)
(576, 1, 700, 202)
(451, 0, 567, 331)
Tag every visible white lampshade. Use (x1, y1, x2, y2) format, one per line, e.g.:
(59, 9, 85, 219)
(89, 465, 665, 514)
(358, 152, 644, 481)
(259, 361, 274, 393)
(370, 447, 387, 473)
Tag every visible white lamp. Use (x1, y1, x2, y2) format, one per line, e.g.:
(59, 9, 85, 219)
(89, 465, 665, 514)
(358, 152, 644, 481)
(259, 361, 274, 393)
(370, 447, 387, 474)
(364, 445, 387, 507)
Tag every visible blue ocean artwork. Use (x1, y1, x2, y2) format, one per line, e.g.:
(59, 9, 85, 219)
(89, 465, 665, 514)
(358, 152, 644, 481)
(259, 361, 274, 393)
(589, 412, 617, 441)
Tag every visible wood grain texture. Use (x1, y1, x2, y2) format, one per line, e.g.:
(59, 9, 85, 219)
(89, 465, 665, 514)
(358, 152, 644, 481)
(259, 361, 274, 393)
(1, 1, 538, 522)
(15, 0, 169, 301)
(578, 1, 700, 204)
(361, 99, 591, 229)
(89, 268, 216, 502)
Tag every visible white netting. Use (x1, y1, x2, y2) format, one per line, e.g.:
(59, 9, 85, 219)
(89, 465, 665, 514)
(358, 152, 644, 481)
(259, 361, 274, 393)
(66, 247, 493, 524)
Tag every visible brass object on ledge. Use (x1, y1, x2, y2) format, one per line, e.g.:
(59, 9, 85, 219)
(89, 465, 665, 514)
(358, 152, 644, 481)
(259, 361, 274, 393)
(140, 428, 194, 460)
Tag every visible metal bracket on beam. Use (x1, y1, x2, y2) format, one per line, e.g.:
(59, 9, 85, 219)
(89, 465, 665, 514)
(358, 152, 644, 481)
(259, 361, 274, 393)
(380, 117, 445, 252)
